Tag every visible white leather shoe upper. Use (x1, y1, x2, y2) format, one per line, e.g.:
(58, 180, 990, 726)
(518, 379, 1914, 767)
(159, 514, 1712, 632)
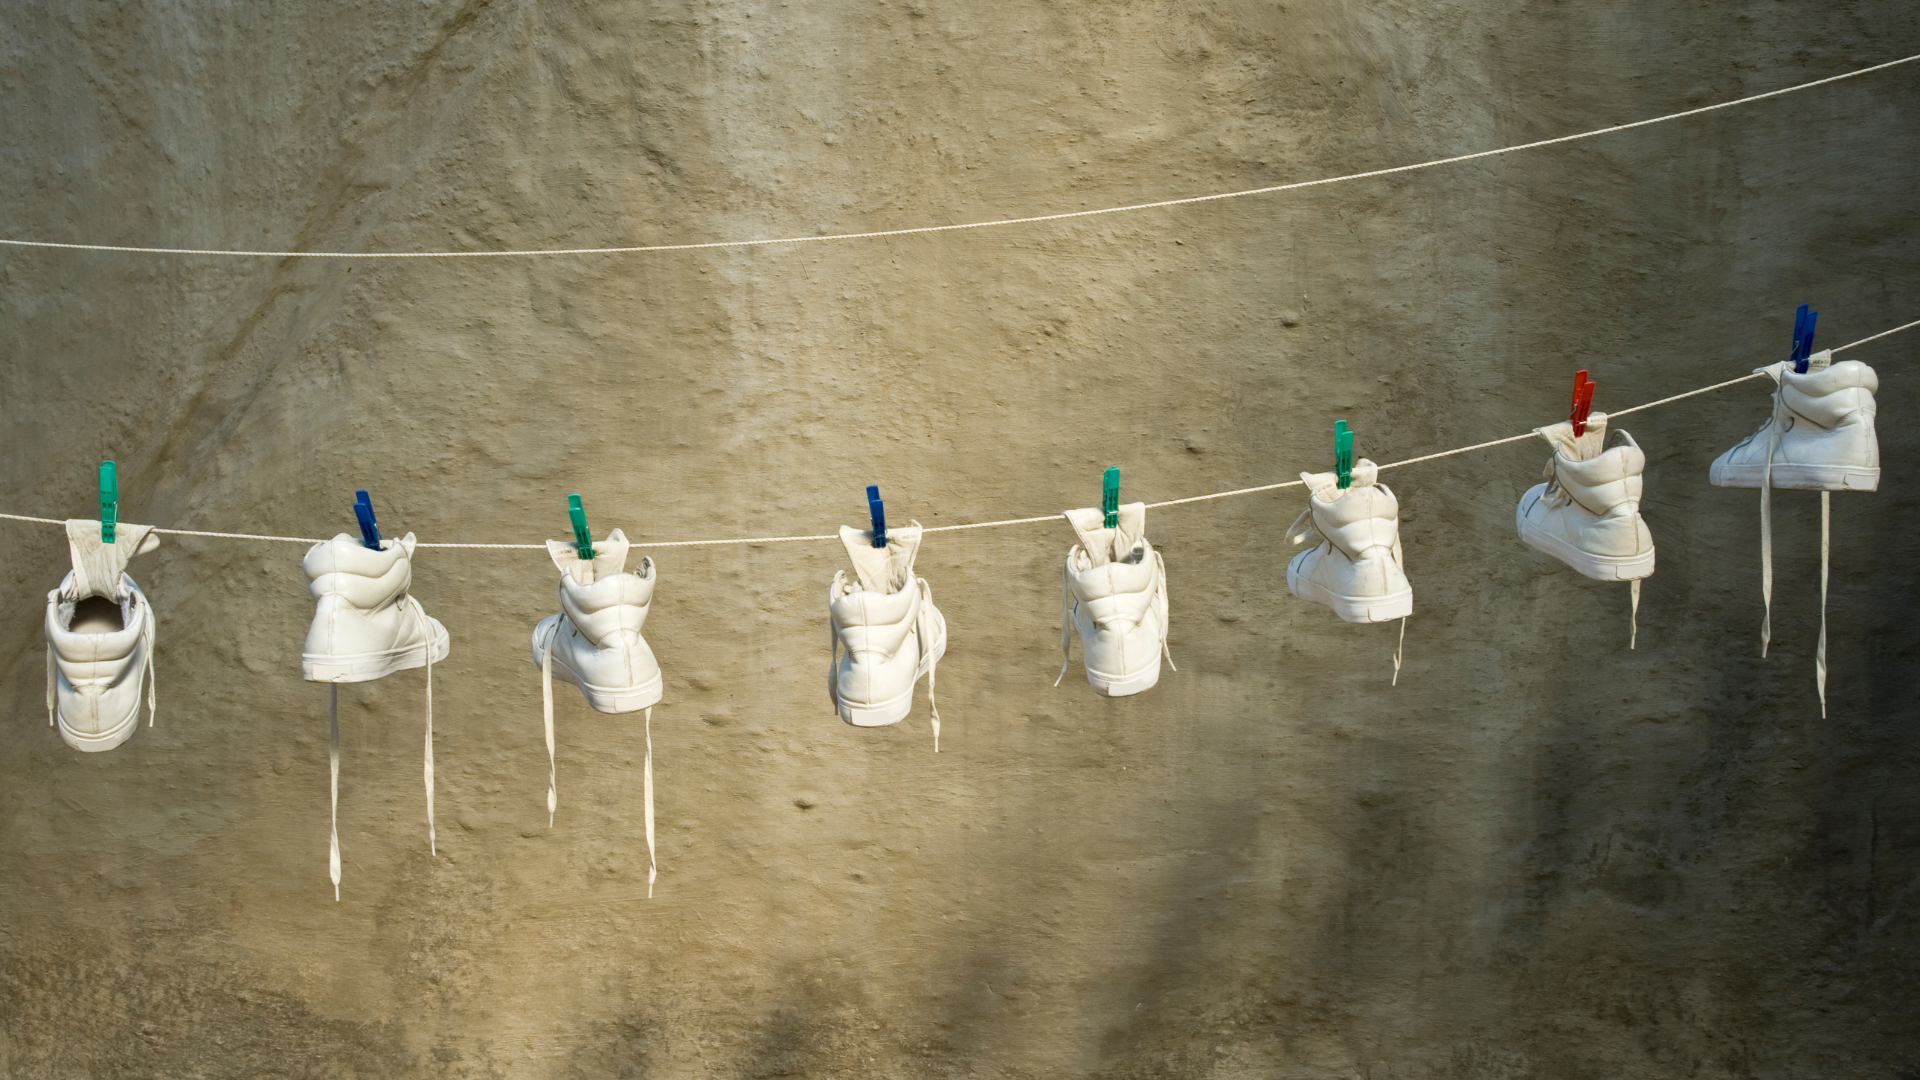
(1288, 460, 1412, 623)
(830, 523, 945, 733)
(302, 532, 449, 682)
(1711, 352, 1880, 490)
(1058, 502, 1169, 697)
(531, 529, 662, 711)
(45, 520, 160, 752)
(1518, 412, 1656, 579)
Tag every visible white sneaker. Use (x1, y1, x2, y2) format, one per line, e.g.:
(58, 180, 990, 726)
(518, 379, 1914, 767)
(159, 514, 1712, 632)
(44, 520, 160, 753)
(1517, 412, 1654, 647)
(1710, 350, 1880, 717)
(1517, 412, 1656, 581)
(1710, 351, 1880, 490)
(530, 529, 663, 713)
(531, 527, 663, 893)
(1055, 502, 1171, 697)
(829, 523, 946, 745)
(301, 531, 449, 900)
(1287, 460, 1412, 623)
(301, 533, 449, 681)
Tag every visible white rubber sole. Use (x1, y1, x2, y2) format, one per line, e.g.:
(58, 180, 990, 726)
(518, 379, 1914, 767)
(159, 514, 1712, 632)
(1516, 503, 1656, 582)
(1709, 461, 1879, 491)
(1086, 656, 1161, 697)
(56, 696, 142, 753)
(304, 622, 450, 683)
(1288, 555, 1413, 623)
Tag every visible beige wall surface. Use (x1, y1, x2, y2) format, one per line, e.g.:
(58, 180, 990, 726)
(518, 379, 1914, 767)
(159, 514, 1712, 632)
(2, 1, 1918, 1077)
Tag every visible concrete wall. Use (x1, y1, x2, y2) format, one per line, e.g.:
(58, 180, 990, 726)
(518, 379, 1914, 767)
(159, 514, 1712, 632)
(2, 1, 1917, 1076)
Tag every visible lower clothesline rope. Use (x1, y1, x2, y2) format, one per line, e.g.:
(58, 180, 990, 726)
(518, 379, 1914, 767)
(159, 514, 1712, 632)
(0, 318, 1909, 550)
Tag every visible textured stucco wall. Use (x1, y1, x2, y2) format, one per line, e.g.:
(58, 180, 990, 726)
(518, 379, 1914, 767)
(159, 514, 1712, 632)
(2, 1, 1918, 1077)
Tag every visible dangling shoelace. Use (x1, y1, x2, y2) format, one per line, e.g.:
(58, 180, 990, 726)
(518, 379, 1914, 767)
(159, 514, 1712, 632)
(328, 683, 341, 901)
(1759, 383, 1789, 658)
(541, 619, 561, 826)
(1818, 491, 1829, 717)
(1155, 549, 1176, 673)
(917, 577, 941, 752)
(407, 594, 437, 858)
(1053, 558, 1077, 687)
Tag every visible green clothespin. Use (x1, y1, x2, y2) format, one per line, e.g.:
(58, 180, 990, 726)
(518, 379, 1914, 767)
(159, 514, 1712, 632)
(99, 461, 118, 543)
(567, 494, 594, 561)
(1334, 421, 1354, 489)
(1102, 466, 1120, 528)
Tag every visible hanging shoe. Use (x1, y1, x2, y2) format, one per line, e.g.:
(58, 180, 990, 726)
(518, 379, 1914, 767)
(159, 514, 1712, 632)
(829, 522, 947, 744)
(1709, 351, 1880, 491)
(44, 519, 160, 752)
(1517, 412, 1655, 646)
(530, 527, 664, 892)
(1709, 349, 1879, 716)
(1288, 459, 1412, 623)
(301, 531, 449, 900)
(1055, 502, 1171, 697)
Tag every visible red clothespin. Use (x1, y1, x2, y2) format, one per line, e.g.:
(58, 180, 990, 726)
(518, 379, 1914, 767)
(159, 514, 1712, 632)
(1570, 370, 1597, 436)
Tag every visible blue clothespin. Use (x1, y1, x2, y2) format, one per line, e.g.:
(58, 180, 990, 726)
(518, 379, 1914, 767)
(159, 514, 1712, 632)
(353, 490, 383, 550)
(1792, 303, 1819, 373)
(568, 494, 595, 561)
(1335, 421, 1354, 489)
(866, 485, 887, 548)
(1102, 467, 1120, 528)
(99, 461, 118, 543)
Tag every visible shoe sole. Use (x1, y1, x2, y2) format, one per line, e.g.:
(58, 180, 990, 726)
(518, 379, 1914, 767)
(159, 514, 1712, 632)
(530, 635, 665, 713)
(304, 622, 450, 683)
(1287, 557, 1413, 623)
(1086, 657, 1161, 697)
(57, 696, 142, 753)
(1516, 502, 1655, 582)
(836, 615, 947, 727)
(1709, 462, 1879, 491)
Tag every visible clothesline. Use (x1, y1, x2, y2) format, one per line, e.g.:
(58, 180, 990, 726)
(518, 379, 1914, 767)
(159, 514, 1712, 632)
(0, 54, 1914, 261)
(3, 317, 1911, 551)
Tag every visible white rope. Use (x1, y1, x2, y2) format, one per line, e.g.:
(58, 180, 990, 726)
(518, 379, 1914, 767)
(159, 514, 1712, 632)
(1, 319, 1909, 549)
(1, 55, 1913, 261)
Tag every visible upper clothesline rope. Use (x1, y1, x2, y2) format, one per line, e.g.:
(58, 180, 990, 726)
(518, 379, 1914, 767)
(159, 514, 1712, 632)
(0, 54, 1915, 260)
(2, 318, 1912, 550)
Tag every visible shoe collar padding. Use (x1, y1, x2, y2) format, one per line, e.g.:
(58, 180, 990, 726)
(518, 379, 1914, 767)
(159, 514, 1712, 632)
(1062, 502, 1146, 569)
(837, 522, 923, 594)
(60, 519, 158, 604)
(304, 532, 419, 607)
(547, 528, 632, 585)
(1299, 459, 1381, 501)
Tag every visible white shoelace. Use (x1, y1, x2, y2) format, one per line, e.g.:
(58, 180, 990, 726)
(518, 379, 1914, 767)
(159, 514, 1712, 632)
(1759, 386, 1787, 658)
(917, 577, 941, 752)
(1629, 580, 1640, 651)
(1818, 491, 1829, 717)
(1393, 617, 1406, 686)
(45, 645, 54, 727)
(1156, 550, 1176, 673)
(541, 620, 561, 826)
(643, 706, 656, 898)
(328, 684, 341, 901)
(1053, 563, 1075, 687)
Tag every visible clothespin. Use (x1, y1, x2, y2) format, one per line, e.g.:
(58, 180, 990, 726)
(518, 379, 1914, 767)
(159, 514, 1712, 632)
(567, 494, 595, 561)
(353, 490, 383, 550)
(1102, 467, 1120, 528)
(99, 461, 118, 543)
(866, 485, 888, 548)
(1334, 421, 1354, 489)
(1570, 370, 1597, 437)
(1791, 303, 1819, 374)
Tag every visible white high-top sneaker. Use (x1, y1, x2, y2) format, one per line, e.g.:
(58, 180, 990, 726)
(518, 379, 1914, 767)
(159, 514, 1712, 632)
(531, 527, 663, 892)
(1055, 502, 1171, 697)
(829, 523, 947, 746)
(1709, 350, 1880, 717)
(1710, 352, 1880, 490)
(1517, 412, 1655, 646)
(44, 520, 161, 753)
(301, 531, 449, 900)
(1288, 460, 1412, 622)
(1288, 460, 1411, 680)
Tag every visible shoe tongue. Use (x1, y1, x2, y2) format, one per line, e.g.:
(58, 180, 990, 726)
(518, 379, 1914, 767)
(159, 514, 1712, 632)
(1062, 502, 1146, 567)
(547, 528, 630, 584)
(838, 523, 922, 593)
(1534, 413, 1610, 461)
(62, 519, 158, 602)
